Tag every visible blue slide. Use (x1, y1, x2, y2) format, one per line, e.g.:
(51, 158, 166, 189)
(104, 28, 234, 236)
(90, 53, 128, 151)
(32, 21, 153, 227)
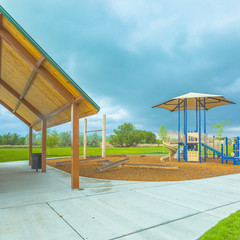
(202, 143, 240, 165)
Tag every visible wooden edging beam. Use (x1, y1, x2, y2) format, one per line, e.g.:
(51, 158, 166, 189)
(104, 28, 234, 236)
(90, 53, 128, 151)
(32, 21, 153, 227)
(13, 56, 45, 113)
(0, 78, 44, 119)
(0, 99, 31, 126)
(0, 26, 74, 103)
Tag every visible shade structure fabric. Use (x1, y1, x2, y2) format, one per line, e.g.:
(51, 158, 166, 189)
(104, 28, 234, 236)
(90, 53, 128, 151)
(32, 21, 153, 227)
(0, 6, 100, 131)
(153, 92, 235, 112)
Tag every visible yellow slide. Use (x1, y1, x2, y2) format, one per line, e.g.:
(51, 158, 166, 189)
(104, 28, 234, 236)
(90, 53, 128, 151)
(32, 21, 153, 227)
(160, 141, 178, 162)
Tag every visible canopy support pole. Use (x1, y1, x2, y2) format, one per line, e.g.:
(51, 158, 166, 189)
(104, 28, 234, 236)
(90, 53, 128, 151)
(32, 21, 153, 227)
(29, 126, 32, 166)
(178, 99, 180, 162)
(204, 98, 207, 162)
(41, 119, 47, 172)
(196, 100, 198, 132)
(199, 98, 201, 163)
(71, 102, 79, 189)
(184, 99, 188, 162)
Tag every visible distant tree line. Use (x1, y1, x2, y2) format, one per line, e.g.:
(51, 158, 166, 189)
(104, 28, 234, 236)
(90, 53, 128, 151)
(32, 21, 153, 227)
(109, 123, 156, 147)
(0, 131, 102, 148)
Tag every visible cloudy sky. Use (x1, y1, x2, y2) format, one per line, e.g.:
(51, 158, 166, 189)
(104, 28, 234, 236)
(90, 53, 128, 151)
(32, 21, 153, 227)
(1, 0, 240, 137)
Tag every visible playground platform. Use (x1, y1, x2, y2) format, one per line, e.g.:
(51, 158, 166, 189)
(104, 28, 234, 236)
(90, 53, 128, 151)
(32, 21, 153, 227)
(1, 161, 240, 240)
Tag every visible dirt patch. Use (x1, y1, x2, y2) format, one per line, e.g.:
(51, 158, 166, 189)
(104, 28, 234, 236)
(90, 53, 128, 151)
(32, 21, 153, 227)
(47, 155, 240, 181)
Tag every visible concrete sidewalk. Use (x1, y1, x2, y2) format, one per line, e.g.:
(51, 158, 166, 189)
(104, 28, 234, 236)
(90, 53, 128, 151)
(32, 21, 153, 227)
(1, 161, 240, 240)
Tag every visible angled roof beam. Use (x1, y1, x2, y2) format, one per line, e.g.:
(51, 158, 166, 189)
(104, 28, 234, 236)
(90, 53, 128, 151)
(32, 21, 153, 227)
(13, 55, 45, 113)
(31, 96, 85, 127)
(0, 99, 31, 126)
(0, 26, 74, 103)
(0, 78, 44, 119)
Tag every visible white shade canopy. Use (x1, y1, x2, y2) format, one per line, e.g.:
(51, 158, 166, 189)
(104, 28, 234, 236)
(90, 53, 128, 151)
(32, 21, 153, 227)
(153, 92, 235, 112)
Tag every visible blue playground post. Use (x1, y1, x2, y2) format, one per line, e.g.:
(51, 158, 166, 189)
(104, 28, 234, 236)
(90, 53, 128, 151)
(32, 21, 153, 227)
(178, 99, 180, 162)
(184, 99, 188, 162)
(237, 137, 240, 157)
(198, 98, 201, 163)
(225, 137, 228, 163)
(204, 98, 206, 162)
(213, 136, 215, 159)
(221, 144, 224, 164)
(196, 101, 198, 132)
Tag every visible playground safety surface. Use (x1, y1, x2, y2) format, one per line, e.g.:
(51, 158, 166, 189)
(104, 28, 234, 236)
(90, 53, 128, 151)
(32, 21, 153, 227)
(47, 155, 240, 181)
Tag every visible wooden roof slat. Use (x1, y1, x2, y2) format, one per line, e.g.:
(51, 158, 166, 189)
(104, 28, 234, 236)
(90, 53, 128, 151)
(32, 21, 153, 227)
(13, 55, 45, 113)
(0, 78, 44, 119)
(0, 26, 74, 103)
(31, 96, 85, 127)
(0, 99, 30, 126)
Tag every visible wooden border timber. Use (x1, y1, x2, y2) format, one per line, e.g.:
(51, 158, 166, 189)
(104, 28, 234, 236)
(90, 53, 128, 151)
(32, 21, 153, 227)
(0, 26, 74, 103)
(13, 55, 45, 113)
(0, 78, 44, 119)
(0, 99, 30, 126)
(96, 158, 129, 173)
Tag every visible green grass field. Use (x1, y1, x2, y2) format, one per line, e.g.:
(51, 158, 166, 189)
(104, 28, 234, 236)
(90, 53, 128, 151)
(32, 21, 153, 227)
(199, 210, 240, 240)
(0, 145, 168, 163)
(0, 144, 234, 163)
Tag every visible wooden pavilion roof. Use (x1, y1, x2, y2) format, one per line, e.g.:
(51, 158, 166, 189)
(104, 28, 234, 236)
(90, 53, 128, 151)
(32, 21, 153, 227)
(0, 6, 100, 131)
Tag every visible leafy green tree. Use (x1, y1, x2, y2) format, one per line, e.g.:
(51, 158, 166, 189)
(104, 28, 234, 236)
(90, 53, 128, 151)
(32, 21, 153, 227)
(109, 123, 136, 147)
(87, 132, 101, 147)
(211, 120, 230, 140)
(79, 132, 84, 146)
(144, 131, 157, 144)
(59, 131, 71, 147)
(158, 125, 168, 142)
(47, 130, 59, 155)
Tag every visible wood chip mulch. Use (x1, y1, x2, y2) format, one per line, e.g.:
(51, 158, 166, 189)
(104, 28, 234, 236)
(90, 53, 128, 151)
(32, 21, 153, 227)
(47, 155, 240, 182)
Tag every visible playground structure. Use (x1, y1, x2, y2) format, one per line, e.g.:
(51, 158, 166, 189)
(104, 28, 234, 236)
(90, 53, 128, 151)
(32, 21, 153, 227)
(160, 141, 178, 162)
(153, 92, 240, 165)
(83, 114, 106, 159)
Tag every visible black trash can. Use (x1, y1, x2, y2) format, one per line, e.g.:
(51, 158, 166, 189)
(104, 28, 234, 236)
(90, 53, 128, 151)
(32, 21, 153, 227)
(31, 153, 42, 172)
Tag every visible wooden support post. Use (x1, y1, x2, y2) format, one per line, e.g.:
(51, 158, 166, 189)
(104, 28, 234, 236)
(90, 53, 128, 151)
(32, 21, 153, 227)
(83, 118, 87, 159)
(29, 127, 32, 166)
(102, 114, 106, 158)
(41, 119, 47, 172)
(71, 102, 79, 189)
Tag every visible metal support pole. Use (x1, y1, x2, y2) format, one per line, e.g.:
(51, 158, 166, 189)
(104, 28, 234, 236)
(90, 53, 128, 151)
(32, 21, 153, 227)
(213, 136, 215, 159)
(183, 99, 188, 162)
(237, 136, 240, 157)
(199, 98, 201, 163)
(204, 98, 207, 162)
(221, 144, 224, 164)
(196, 101, 198, 132)
(225, 137, 228, 163)
(83, 118, 87, 159)
(178, 100, 180, 162)
(185, 99, 188, 162)
(102, 114, 106, 158)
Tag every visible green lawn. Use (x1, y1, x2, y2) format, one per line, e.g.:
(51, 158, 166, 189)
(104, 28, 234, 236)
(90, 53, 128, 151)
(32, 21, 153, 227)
(0, 145, 168, 163)
(199, 210, 240, 240)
